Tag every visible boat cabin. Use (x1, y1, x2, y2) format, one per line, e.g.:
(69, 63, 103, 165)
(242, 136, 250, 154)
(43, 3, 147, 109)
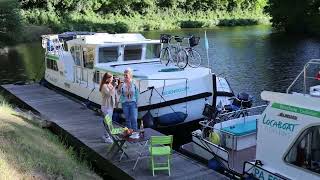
(244, 91, 320, 180)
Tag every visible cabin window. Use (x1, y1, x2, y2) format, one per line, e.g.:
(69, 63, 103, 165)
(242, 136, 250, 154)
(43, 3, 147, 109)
(123, 45, 142, 61)
(63, 41, 68, 51)
(46, 59, 58, 71)
(285, 125, 320, 175)
(146, 44, 161, 59)
(93, 71, 100, 84)
(70, 46, 81, 66)
(83, 47, 95, 68)
(98, 47, 118, 63)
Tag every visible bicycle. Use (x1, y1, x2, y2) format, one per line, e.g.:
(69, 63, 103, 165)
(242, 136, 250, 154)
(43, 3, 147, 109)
(159, 34, 188, 69)
(184, 36, 202, 68)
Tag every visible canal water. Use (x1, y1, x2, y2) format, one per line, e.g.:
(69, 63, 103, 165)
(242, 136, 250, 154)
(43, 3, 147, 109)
(1, 25, 320, 105)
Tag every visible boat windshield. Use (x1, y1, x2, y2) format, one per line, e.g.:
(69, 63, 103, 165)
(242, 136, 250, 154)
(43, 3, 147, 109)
(146, 44, 161, 59)
(285, 125, 320, 175)
(98, 46, 118, 63)
(98, 43, 160, 64)
(123, 45, 142, 61)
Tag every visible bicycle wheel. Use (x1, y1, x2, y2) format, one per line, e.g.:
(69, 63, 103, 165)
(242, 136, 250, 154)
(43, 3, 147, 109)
(176, 49, 188, 69)
(187, 49, 201, 68)
(171, 46, 178, 64)
(160, 47, 170, 66)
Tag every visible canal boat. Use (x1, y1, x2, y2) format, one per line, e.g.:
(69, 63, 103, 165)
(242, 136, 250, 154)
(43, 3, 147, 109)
(182, 59, 320, 179)
(41, 32, 234, 126)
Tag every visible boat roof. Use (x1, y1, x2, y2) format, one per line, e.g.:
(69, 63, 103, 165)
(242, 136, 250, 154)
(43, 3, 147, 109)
(66, 33, 160, 45)
(261, 91, 320, 112)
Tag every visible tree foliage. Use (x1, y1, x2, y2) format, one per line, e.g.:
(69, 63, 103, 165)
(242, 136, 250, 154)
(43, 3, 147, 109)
(17, 0, 268, 32)
(19, 0, 266, 15)
(0, 0, 22, 42)
(265, 0, 320, 35)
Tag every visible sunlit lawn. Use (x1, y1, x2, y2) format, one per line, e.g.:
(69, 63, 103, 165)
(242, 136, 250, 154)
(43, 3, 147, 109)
(0, 97, 101, 180)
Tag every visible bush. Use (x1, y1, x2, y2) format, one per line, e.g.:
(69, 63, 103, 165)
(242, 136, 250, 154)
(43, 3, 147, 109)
(15, 2, 269, 42)
(218, 19, 259, 26)
(180, 20, 205, 28)
(0, 0, 22, 44)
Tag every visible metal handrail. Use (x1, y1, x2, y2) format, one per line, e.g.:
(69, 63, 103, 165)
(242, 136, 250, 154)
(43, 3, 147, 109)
(192, 133, 230, 166)
(138, 77, 189, 114)
(138, 77, 188, 94)
(216, 105, 267, 117)
(287, 59, 320, 94)
(199, 105, 267, 129)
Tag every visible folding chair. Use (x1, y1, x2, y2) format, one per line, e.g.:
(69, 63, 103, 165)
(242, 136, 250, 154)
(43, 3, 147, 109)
(149, 135, 173, 176)
(104, 115, 128, 160)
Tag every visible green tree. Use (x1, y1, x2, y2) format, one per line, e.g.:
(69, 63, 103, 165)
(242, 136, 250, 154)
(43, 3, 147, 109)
(0, 0, 22, 43)
(265, 0, 320, 35)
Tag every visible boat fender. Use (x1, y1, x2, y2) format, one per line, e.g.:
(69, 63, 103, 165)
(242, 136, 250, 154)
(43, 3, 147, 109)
(209, 132, 220, 145)
(158, 112, 187, 126)
(208, 158, 221, 171)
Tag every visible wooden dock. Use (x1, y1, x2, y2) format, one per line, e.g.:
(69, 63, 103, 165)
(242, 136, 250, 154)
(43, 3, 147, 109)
(1, 83, 228, 180)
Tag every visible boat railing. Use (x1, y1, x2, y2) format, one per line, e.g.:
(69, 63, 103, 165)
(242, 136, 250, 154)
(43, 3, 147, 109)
(43, 37, 65, 56)
(195, 105, 266, 171)
(287, 59, 320, 94)
(192, 130, 231, 168)
(194, 123, 250, 171)
(138, 77, 188, 114)
(138, 77, 188, 97)
(199, 104, 267, 130)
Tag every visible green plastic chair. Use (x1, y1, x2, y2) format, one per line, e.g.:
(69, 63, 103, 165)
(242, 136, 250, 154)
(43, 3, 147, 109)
(104, 115, 124, 135)
(104, 115, 128, 160)
(149, 135, 173, 176)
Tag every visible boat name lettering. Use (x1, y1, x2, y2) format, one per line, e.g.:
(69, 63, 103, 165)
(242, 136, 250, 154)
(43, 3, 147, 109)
(262, 114, 299, 132)
(278, 112, 297, 120)
(163, 87, 190, 96)
(252, 167, 283, 180)
(272, 103, 320, 118)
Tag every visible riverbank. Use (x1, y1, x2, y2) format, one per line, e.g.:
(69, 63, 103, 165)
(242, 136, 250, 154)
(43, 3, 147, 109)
(1, 0, 271, 45)
(22, 10, 269, 32)
(0, 96, 101, 179)
(13, 9, 270, 44)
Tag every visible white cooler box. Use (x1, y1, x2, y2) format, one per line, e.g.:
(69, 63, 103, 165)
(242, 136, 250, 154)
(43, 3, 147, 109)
(221, 121, 257, 151)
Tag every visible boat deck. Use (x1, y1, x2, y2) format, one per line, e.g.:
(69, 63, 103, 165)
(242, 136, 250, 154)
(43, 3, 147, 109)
(1, 83, 228, 180)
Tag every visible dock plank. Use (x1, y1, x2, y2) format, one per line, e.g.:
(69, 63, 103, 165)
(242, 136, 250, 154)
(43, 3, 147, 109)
(1, 84, 227, 180)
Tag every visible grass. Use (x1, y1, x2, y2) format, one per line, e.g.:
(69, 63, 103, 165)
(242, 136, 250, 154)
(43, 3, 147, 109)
(0, 96, 101, 180)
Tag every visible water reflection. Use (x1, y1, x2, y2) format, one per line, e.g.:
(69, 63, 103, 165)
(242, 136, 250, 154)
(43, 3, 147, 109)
(0, 43, 44, 84)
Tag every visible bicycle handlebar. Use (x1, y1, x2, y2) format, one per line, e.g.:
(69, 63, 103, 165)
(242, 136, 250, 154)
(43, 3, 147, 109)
(168, 35, 195, 47)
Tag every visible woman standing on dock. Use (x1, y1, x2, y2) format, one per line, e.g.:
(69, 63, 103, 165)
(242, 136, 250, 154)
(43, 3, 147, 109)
(118, 68, 139, 131)
(99, 72, 117, 143)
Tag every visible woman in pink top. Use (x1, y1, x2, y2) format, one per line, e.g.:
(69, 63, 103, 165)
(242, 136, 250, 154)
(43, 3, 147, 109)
(99, 72, 117, 143)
